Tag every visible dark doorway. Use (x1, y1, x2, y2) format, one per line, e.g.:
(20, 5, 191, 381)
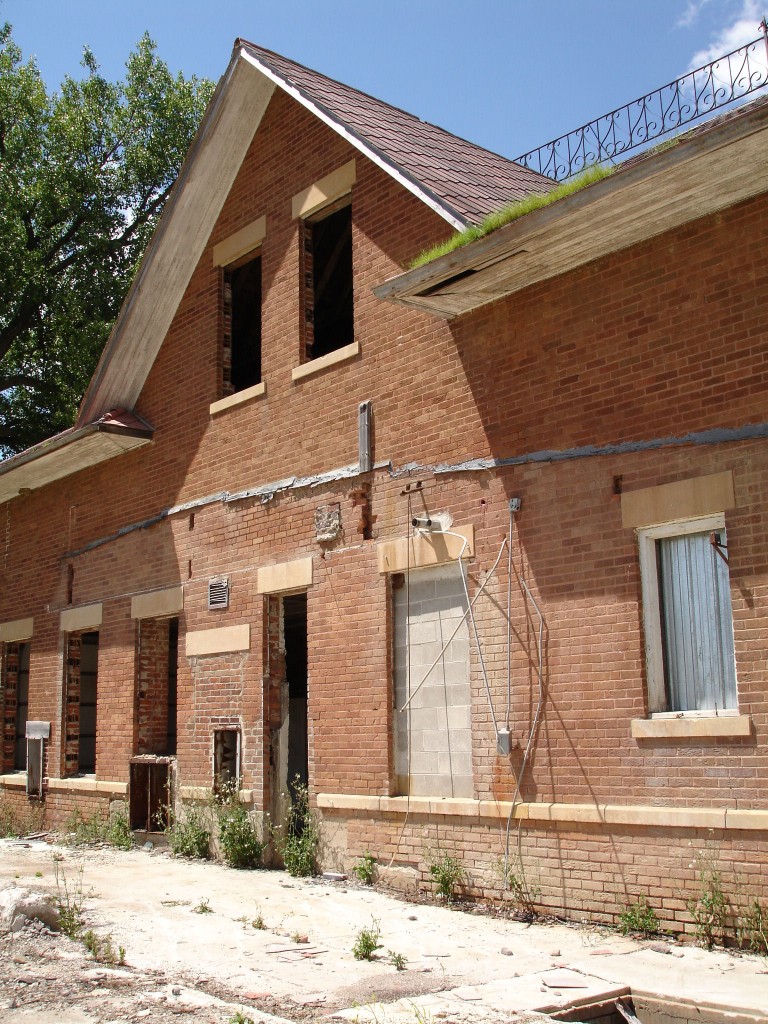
(79, 632, 99, 773)
(283, 593, 308, 794)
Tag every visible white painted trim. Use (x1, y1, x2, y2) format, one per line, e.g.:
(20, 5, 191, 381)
(239, 49, 467, 232)
(637, 513, 728, 714)
(210, 381, 266, 415)
(291, 341, 359, 382)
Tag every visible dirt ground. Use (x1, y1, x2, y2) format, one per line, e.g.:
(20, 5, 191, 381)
(1, 837, 767, 1024)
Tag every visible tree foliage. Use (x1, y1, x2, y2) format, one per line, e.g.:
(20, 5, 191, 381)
(0, 24, 214, 454)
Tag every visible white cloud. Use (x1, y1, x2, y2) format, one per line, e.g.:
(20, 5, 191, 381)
(677, 0, 714, 29)
(687, 0, 764, 69)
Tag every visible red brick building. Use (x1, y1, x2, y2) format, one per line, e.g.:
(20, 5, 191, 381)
(1, 42, 767, 933)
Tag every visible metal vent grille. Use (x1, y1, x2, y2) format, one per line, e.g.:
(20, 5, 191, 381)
(208, 577, 229, 610)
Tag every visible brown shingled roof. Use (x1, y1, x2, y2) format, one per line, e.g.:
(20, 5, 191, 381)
(239, 41, 551, 226)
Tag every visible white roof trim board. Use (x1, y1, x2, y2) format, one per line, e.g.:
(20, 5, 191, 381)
(238, 48, 467, 232)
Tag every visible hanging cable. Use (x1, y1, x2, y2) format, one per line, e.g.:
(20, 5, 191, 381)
(503, 499, 545, 882)
(398, 535, 507, 725)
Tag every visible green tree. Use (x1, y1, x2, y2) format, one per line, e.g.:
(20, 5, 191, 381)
(0, 24, 214, 454)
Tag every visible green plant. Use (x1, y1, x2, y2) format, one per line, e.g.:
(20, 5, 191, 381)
(166, 804, 211, 860)
(252, 909, 266, 930)
(35, 871, 43, 878)
(688, 866, 728, 949)
(53, 860, 85, 938)
(618, 896, 659, 937)
(193, 898, 212, 914)
(218, 802, 265, 869)
(409, 164, 613, 268)
(352, 852, 377, 886)
(276, 779, 319, 878)
(228, 1014, 255, 1024)
(352, 918, 382, 961)
(426, 849, 465, 901)
(740, 899, 768, 956)
(388, 949, 407, 971)
(82, 929, 123, 965)
(64, 806, 134, 850)
(498, 854, 540, 921)
(0, 798, 45, 838)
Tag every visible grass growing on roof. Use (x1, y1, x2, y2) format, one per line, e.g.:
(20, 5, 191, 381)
(409, 163, 614, 269)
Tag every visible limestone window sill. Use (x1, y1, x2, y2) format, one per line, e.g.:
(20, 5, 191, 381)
(630, 714, 752, 741)
(210, 381, 266, 416)
(291, 341, 359, 382)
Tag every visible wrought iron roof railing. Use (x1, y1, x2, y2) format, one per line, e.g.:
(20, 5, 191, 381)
(516, 20, 768, 181)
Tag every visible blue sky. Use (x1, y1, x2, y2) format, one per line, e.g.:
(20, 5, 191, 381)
(1, 0, 765, 158)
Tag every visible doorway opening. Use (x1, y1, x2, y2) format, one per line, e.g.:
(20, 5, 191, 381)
(284, 593, 308, 795)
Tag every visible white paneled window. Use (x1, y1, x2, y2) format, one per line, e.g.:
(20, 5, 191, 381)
(638, 514, 737, 715)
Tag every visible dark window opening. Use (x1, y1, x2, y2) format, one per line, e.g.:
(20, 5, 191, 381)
(166, 618, 178, 755)
(214, 729, 240, 789)
(305, 203, 353, 360)
(14, 643, 30, 771)
(78, 631, 99, 774)
(225, 254, 262, 394)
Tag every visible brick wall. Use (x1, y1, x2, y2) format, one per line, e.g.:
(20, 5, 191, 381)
(0, 83, 766, 922)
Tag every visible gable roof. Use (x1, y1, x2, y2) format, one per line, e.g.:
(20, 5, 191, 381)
(76, 41, 547, 427)
(238, 41, 549, 227)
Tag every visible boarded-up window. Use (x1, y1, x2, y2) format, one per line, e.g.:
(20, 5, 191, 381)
(393, 564, 473, 798)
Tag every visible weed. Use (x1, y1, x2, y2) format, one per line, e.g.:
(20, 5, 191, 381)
(0, 798, 45, 838)
(193, 898, 212, 915)
(618, 896, 659, 937)
(352, 918, 382, 961)
(740, 899, 768, 956)
(408, 1002, 434, 1024)
(291, 931, 309, 944)
(65, 806, 134, 850)
(217, 802, 265, 869)
(275, 779, 319, 878)
(497, 854, 540, 921)
(687, 865, 728, 949)
(388, 949, 407, 971)
(53, 860, 85, 938)
(229, 1013, 255, 1024)
(409, 164, 613, 268)
(352, 852, 377, 886)
(426, 849, 465, 901)
(252, 909, 266, 930)
(166, 804, 211, 860)
(35, 871, 43, 878)
(82, 929, 124, 965)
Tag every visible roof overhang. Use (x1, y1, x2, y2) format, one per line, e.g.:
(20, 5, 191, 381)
(77, 53, 277, 424)
(374, 97, 768, 319)
(0, 411, 153, 505)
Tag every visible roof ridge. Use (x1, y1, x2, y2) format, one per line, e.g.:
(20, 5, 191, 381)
(237, 39, 525, 170)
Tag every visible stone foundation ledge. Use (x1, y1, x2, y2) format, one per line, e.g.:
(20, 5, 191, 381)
(316, 794, 768, 831)
(0, 775, 128, 797)
(179, 786, 254, 803)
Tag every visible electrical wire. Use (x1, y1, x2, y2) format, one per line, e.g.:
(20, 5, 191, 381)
(503, 505, 545, 883)
(398, 535, 507, 721)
